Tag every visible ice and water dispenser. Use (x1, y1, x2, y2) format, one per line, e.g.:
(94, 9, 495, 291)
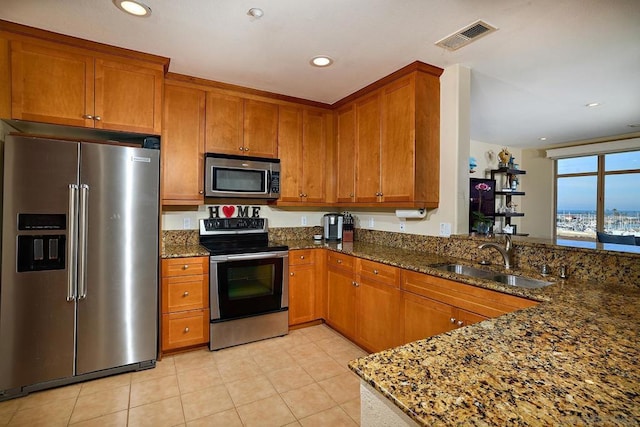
(16, 214, 66, 272)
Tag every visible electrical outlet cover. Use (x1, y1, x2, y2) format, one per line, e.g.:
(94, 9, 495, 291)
(439, 222, 451, 237)
(301, 216, 307, 226)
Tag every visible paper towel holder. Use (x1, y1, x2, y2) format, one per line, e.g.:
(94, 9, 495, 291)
(395, 209, 426, 219)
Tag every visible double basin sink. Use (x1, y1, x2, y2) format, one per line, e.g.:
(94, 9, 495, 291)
(434, 264, 552, 289)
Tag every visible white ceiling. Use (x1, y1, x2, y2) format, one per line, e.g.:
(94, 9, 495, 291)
(2, 0, 639, 148)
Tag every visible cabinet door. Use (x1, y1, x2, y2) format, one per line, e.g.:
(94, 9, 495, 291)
(289, 263, 316, 326)
(403, 292, 455, 343)
(205, 92, 243, 155)
(355, 92, 381, 203)
(11, 41, 94, 127)
(356, 277, 403, 353)
(380, 76, 415, 203)
(301, 109, 327, 203)
(326, 267, 356, 340)
(94, 58, 163, 134)
(162, 84, 206, 204)
(277, 105, 303, 202)
(243, 99, 278, 158)
(336, 104, 356, 203)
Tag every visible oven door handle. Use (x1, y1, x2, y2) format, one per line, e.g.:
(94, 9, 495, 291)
(224, 252, 283, 261)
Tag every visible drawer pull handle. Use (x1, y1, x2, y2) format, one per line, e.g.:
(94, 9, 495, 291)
(182, 265, 189, 270)
(184, 327, 190, 333)
(183, 291, 189, 297)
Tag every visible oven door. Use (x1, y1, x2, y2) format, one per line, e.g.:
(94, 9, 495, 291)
(210, 251, 289, 321)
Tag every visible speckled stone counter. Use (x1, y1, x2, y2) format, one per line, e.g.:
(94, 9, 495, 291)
(279, 239, 640, 425)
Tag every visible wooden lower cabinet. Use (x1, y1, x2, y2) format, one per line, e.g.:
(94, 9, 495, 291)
(326, 252, 357, 340)
(161, 256, 209, 352)
(288, 249, 318, 326)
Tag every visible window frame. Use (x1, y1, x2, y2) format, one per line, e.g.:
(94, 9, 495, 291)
(554, 150, 640, 240)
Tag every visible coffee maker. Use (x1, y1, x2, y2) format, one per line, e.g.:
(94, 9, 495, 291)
(323, 213, 344, 241)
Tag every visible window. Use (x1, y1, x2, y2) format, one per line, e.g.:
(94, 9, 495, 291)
(555, 150, 640, 240)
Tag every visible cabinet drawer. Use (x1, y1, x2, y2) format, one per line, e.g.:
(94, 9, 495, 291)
(162, 256, 208, 277)
(357, 259, 399, 288)
(327, 252, 354, 270)
(162, 275, 208, 313)
(289, 249, 316, 266)
(162, 309, 209, 350)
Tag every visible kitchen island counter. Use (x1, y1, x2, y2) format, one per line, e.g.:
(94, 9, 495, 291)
(279, 240, 640, 425)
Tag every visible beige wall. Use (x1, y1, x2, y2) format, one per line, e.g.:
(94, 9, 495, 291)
(162, 64, 472, 235)
(520, 148, 555, 238)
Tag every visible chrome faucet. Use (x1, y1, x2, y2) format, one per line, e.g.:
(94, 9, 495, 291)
(478, 234, 513, 269)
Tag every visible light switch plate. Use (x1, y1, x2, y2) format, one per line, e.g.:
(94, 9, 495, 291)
(183, 217, 191, 229)
(301, 216, 307, 226)
(439, 222, 451, 237)
(368, 217, 375, 228)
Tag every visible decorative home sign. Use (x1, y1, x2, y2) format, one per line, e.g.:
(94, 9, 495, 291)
(208, 205, 261, 219)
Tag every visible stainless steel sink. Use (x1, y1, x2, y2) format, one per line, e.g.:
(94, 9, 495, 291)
(433, 264, 494, 278)
(491, 274, 552, 289)
(434, 264, 552, 289)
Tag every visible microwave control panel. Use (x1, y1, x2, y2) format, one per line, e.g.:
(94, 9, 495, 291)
(270, 171, 280, 194)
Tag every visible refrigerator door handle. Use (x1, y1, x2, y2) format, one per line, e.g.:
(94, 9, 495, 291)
(67, 184, 78, 301)
(78, 184, 89, 300)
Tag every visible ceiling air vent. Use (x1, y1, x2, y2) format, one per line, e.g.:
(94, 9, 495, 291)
(435, 20, 498, 51)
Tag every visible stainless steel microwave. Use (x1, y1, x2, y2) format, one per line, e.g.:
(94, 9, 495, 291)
(204, 153, 280, 199)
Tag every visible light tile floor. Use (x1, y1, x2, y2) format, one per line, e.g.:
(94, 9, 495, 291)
(0, 324, 368, 426)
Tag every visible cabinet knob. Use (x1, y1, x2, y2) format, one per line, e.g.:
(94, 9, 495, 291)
(239, 147, 244, 151)
(450, 317, 456, 324)
(300, 255, 305, 259)
(457, 320, 464, 327)
(199, 190, 204, 194)
(337, 259, 342, 264)
(290, 272, 294, 276)
(184, 327, 190, 333)
(350, 193, 354, 197)
(303, 193, 307, 197)
(94, 115, 101, 121)
(373, 269, 379, 274)
(82, 114, 94, 119)
(183, 291, 189, 297)
(299, 193, 305, 197)
(352, 281, 359, 287)
(182, 265, 189, 270)
(244, 147, 249, 152)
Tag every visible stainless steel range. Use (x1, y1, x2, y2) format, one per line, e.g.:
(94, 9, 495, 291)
(199, 218, 289, 350)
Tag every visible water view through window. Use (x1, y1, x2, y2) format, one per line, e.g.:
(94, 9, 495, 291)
(556, 151, 640, 240)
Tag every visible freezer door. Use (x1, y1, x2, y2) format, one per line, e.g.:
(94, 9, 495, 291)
(76, 143, 159, 374)
(0, 136, 78, 391)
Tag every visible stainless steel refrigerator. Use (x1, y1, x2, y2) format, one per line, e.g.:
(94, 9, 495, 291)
(0, 135, 159, 400)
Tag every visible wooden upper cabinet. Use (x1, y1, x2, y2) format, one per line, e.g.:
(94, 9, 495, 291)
(355, 92, 382, 203)
(94, 58, 163, 134)
(301, 109, 327, 203)
(205, 94, 278, 158)
(277, 106, 328, 204)
(380, 75, 415, 203)
(10, 39, 164, 134)
(205, 92, 243, 155)
(11, 41, 94, 128)
(335, 104, 356, 203)
(277, 105, 303, 202)
(243, 99, 278, 158)
(162, 82, 206, 205)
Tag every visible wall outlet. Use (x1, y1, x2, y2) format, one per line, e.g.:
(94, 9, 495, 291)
(368, 217, 375, 228)
(399, 221, 406, 232)
(183, 217, 191, 230)
(301, 216, 307, 226)
(439, 222, 451, 237)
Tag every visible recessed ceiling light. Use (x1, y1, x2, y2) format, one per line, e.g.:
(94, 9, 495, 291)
(113, 0, 151, 17)
(310, 56, 334, 67)
(539, 137, 547, 141)
(585, 102, 601, 107)
(247, 8, 264, 18)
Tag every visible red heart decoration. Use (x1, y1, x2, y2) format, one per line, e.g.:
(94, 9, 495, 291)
(222, 205, 235, 218)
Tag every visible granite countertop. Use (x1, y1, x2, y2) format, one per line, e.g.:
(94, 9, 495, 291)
(283, 240, 640, 425)
(161, 244, 210, 258)
(162, 238, 639, 424)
